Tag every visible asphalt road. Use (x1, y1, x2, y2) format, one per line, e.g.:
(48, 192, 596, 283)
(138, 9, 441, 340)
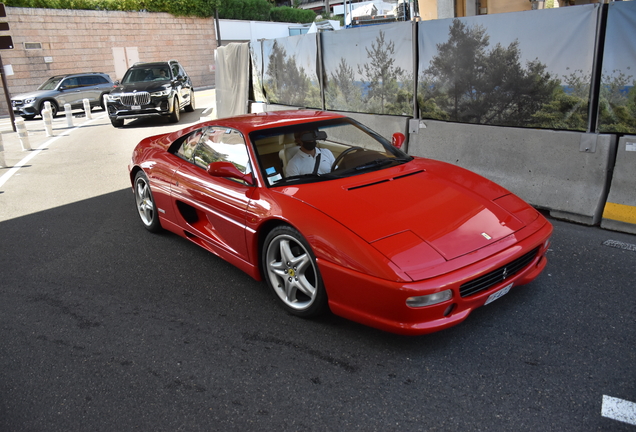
(0, 93, 634, 431)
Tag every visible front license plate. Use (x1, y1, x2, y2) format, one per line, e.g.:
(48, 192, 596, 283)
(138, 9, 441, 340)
(485, 283, 513, 305)
(132, 105, 141, 110)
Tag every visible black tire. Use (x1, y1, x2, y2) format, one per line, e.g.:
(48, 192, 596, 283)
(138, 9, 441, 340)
(133, 171, 162, 233)
(184, 90, 195, 112)
(22, 115, 36, 120)
(39, 101, 58, 118)
(262, 225, 328, 318)
(111, 118, 124, 128)
(169, 97, 180, 123)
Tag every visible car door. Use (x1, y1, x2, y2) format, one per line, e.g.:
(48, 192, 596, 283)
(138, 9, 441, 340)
(77, 76, 102, 106)
(174, 63, 191, 107)
(170, 126, 256, 261)
(56, 77, 82, 108)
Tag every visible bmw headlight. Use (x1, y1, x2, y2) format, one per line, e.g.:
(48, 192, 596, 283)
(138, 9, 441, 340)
(150, 89, 170, 97)
(106, 94, 120, 102)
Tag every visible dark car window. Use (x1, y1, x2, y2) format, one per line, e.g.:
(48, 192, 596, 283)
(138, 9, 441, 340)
(193, 127, 251, 178)
(61, 77, 79, 89)
(171, 64, 180, 79)
(79, 76, 99, 86)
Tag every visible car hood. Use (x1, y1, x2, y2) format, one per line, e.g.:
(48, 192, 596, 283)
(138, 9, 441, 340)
(277, 164, 526, 262)
(113, 82, 169, 93)
(11, 90, 53, 101)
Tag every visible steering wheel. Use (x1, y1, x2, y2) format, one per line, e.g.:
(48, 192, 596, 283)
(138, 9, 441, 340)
(332, 146, 364, 171)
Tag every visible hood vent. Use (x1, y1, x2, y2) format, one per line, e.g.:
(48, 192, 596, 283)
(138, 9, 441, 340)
(347, 169, 425, 191)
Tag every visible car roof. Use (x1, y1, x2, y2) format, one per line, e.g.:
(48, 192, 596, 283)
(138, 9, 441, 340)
(205, 110, 348, 132)
(130, 61, 177, 68)
(50, 72, 108, 78)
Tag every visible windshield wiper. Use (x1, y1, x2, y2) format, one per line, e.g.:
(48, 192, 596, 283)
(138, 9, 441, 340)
(276, 172, 335, 185)
(354, 157, 411, 172)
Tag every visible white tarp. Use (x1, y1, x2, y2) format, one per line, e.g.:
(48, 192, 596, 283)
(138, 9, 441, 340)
(215, 43, 250, 118)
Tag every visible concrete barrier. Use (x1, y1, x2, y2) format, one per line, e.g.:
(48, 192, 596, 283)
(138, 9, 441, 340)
(601, 135, 636, 234)
(407, 119, 617, 226)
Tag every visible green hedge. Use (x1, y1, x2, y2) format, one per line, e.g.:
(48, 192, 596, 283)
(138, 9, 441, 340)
(4, 0, 316, 22)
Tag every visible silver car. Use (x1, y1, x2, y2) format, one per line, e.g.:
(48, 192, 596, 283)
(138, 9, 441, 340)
(11, 72, 114, 119)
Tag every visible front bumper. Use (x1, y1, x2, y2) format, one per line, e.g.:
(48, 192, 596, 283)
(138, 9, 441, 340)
(12, 104, 38, 117)
(107, 97, 172, 120)
(321, 218, 553, 335)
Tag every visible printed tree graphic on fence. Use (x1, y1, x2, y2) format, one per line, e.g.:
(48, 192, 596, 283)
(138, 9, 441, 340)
(325, 58, 364, 112)
(420, 19, 560, 128)
(326, 30, 412, 115)
(263, 40, 320, 108)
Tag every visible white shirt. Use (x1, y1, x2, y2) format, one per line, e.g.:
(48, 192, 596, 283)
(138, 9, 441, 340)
(285, 147, 335, 177)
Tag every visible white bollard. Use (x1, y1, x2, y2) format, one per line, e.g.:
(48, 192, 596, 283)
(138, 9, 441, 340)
(83, 98, 92, 119)
(42, 107, 54, 137)
(0, 133, 6, 167)
(64, 103, 73, 127)
(14, 118, 32, 151)
(44, 101, 51, 112)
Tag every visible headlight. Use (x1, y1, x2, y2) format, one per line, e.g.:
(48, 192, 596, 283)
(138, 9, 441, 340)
(106, 94, 120, 102)
(406, 290, 453, 308)
(150, 89, 170, 97)
(24, 98, 36, 104)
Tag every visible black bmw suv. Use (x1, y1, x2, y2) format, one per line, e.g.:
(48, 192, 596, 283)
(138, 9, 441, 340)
(106, 60, 195, 127)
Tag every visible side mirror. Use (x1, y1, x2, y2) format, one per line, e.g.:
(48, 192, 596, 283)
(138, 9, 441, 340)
(207, 161, 254, 185)
(114, 80, 120, 86)
(392, 132, 406, 149)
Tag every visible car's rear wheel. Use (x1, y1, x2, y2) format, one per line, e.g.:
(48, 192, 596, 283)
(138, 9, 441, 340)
(134, 171, 162, 233)
(185, 90, 195, 112)
(169, 97, 180, 123)
(111, 118, 124, 128)
(22, 115, 36, 120)
(263, 225, 328, 317)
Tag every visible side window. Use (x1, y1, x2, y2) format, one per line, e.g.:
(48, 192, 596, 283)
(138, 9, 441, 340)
(95, 76, 109, 84)
(61, 77, 79, 89)
(79, 76, 98, 86)
(193, 127, 251, 180)
(175, 129, 205, 161)
(171, 64, 180, 78)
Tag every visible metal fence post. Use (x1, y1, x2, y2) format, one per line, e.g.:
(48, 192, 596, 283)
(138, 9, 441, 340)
(42, 105, 53, 136)
(64, 103, 73, 127)
(0, 133, 6, 167)
(83, 98, 92, 119)
(14, 117, 31, 151)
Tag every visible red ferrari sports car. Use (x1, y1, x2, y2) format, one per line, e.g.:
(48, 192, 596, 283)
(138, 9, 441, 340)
(129, 110, 552, 335)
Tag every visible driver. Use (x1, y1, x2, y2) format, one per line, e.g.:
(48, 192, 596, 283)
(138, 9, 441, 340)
(285, 131, 335, 177)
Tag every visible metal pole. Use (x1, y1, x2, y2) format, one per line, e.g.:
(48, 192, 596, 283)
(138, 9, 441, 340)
(0, 53, 16, 132)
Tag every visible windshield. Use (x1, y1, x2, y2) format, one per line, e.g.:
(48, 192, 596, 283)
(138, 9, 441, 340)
(250, 118, 412, 186)
(122, 67, 170, 84)
(38, 77, 63, 91)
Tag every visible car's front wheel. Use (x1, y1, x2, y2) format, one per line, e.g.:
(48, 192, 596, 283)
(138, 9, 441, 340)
(262, 225, 328, 317)
(185, 90, 195, 112)
(134, 171, 162, 233)
(39, 101, 58, 118)
(169, 97, 180, 123)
